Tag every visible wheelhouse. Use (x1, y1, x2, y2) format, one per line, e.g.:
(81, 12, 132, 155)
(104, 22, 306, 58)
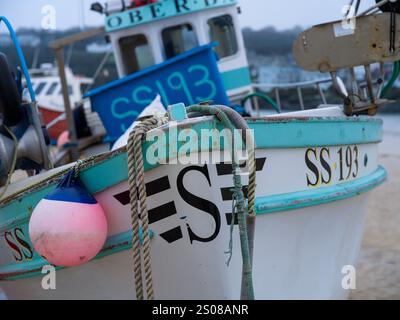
(102, 0, 252, 101)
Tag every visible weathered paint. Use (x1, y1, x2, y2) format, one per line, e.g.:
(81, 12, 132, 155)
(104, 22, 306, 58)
(255, 166, 387, 214)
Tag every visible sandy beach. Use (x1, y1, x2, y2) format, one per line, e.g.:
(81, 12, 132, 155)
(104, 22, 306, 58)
(349, 114, 400, 300)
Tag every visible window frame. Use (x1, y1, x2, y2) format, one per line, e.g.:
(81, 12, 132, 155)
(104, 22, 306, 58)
(206, 13, 240, 62)
(160, 22, 200, 60)
(58, 85, 73, 96)
(118, 32, 155, 75)
(45, 82, 59, 96)
(34, 82, 47, 96)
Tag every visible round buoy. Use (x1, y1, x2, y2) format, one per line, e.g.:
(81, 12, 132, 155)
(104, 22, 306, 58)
(29, 169, 108, 267)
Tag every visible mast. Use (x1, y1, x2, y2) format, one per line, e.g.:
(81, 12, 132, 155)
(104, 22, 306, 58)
(80, 0, 86, 30)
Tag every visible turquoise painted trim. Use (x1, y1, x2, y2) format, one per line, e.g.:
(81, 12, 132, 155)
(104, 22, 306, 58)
(0, 257, 53, 281)
(0, 167, 386, 281)
(0, 228, 153, 281)
(248, 117, 383, 148)
(105, 0, 238, 33)
(255, 166, 387, 215)
(0, 117, 385, 281)
(221, 67, 252, 91)
(0, 117, 383, 219)
(168, 103, 188, 121)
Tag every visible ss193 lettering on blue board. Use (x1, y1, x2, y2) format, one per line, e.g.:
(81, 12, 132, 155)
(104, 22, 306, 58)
(85, 43, 229, 141)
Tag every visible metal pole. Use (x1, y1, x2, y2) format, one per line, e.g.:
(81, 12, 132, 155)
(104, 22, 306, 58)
(54, 48, 79, 161)
(274, 88, 282, 112)
(358, 0, 389, 16)
(297, 86, 304, 110)
(350, 67, 359, 96)
(330, 71, 348, 100)
(377, 62, 386, 98)
(252, 95, 260, 117)
(317, 83, 327, 105)
(364, 64, 376, 103)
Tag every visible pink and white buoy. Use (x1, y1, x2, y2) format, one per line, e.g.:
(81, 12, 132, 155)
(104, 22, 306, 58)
(29, 169, 108, 267)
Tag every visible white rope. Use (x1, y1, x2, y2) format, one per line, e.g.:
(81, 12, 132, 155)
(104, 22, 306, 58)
(127, 116, 166, 300)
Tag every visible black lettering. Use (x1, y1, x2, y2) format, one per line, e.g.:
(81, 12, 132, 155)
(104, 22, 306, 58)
(129, 10, 143, 24)
(107, 16, 122, 29)
(14, 228, 33, 260)
(204, 0, 218, 6)
(174, 0, 190, 13)
(4, 231, 23, 262)
(338, 148, 344, 181)
(150, 3, 166, 18)
(305, 148, 319, 187)
(177, 165, 221, 244)
(320, 148, 332, 184)
(353, 146, 359, 178)
(159, 227, 183, 243)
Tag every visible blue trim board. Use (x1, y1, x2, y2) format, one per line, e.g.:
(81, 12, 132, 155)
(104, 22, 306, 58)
(84, 43, 219, 98)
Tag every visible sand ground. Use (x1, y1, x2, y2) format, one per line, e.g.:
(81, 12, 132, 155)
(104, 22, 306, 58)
(350, 115, 400, 300)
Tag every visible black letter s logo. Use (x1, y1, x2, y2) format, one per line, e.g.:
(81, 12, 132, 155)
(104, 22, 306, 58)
(177, 165, 221, 244)
(305, 148, 319, 187)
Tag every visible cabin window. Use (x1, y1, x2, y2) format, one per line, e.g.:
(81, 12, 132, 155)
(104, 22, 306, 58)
(80, 83, 91, 95)
(46, 82, 58, 95)
(34, 82, 46, 95)
(119, 34, 154, 74)
(208, 15, 238, 58)
(162, 24, 199, 59)
(58, 86, 73, 95)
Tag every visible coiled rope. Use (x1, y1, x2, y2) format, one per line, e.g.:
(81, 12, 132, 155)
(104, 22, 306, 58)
(186, 105, 257, 300)
(126, 106, 256, 300)
(127, 117, 166, 300)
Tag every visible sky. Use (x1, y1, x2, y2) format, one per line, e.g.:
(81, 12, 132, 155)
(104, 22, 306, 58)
(0, 0, 379, 31)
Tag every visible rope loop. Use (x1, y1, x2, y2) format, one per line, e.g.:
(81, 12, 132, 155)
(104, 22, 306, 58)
(127, 116, 166, 300)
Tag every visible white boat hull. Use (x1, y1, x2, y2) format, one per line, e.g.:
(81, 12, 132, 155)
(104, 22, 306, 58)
(0, 116, 386, 300)
(1, 194, 368, 300)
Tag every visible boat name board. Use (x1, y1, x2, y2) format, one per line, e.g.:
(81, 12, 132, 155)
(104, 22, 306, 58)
(109, 65, 222, 134)
(305, 145, 361, 187)
(105, 0, 238, 32)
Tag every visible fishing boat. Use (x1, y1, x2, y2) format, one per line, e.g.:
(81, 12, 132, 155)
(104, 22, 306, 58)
(0, 0, 396, 299)
(28, 64, 94, 141)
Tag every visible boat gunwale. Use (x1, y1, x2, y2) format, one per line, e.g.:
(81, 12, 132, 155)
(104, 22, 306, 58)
(0, 115, 383, 208)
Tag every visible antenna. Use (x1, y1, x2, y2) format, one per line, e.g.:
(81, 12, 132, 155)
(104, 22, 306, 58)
(80, 0, 86, 30)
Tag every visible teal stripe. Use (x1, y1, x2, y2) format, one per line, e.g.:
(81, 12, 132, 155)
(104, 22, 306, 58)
(248, 117, 383, 148)
(0, 167, 387, 281)
(0, 229, 151, 281)
(255, 166, 387, 215)
(0, 117, 385, 281)
(0, 118, 383, 219)
(221, 67, 252, 91)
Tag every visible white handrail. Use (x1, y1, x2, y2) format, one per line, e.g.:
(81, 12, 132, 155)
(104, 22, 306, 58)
(252, 78, 332, 90)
